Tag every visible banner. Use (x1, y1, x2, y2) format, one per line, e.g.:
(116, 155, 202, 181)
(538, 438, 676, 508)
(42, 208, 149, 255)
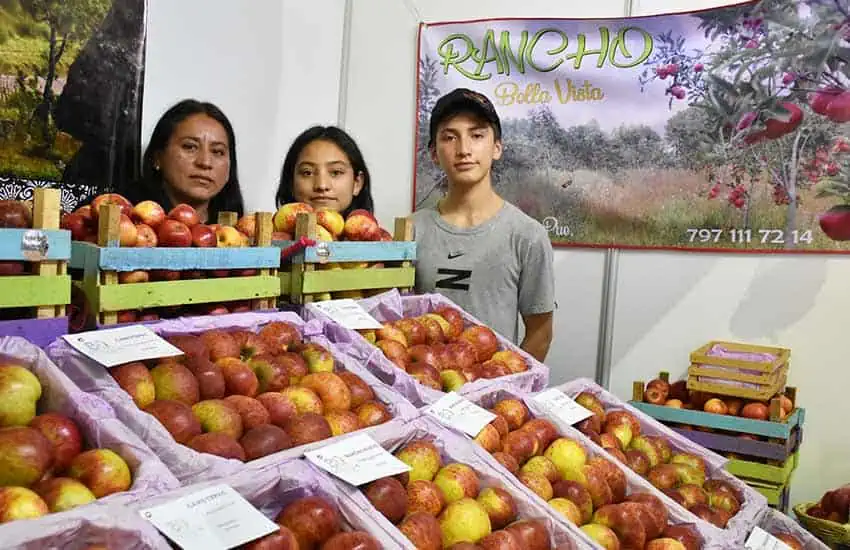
(0, 0, 147, 212)
(413, 1, 850, 253)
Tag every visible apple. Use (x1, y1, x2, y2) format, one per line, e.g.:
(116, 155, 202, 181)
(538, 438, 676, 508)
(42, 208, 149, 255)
(343, 209, 381, 241)
(819, 205, 850, 241)
(646, 539, 687, 550)
(459, 325, 499, 362)
(491, 399, 529, 431)
(665, 399, 684, 408)
(68, 448, 132, 498)
(300, 343, 335, 373)
(501, 430, 537, 465)
(91, 194, 132, 220)
(708, 488, 740, 514)
(399, 512, 442, 550)
(520, 455, 560, 484)
(216, 225, 244, 247)
(689, 503, 723, 527)
(519, 470, 554, 500)
(235, 215, 257, 242)
(283, 412, 332, 446)
(321, 531, 381, 550)
(33, 476, 96, 513)
(703, 398, 728, 415)
(741, 402, 769, 420)
(273, 202, 314, 234)
(593, 503, 647, 550)
(131, 200, 166, 228)
(257, 322, 301, 354)
(544, 437, 587, 477)
(407, 479, 445, 517)
(150, 362, 200, 405)
(29, 413, 83, 472)
(407, 363, 442, 390)
(418, 315, 447, 344)
(61, 212, 92, 241)
(167, 204, 200, 227)
(588, 456, 627, 502)
(364, 476, 408, 523)
(0, 426, 54, 486)
(187, 432, 245, 460)
(503, 519, 549, 550)
(355, 400, 391, 427)
(478, 531, 522, 550)
(376, 323, 408, 347)
(0, 200, 32, 229)
(315, 208, 345, 238)
(434, 463, 479, 503)
(475, 487, 516, 529)
(395, 318, 427, 347)
(115, 214, 138, 247)
(156, 219, 192, 247)
(473, 423, 502, 453)
(337, 372, 374, 408)
(0, 486, 49, 523)
(439, 498, 492, 547)
(276, 495, 341, 548)
(144, 400, 202, 444)
(779, 394, 793, 416)
(396, 440, 442, 483)
(623, 449, 651, 475)
(192, 399, 244, 439)
(243, 527, 299, 550)
(580, 524, 620, 550)
(774, 534, 803, 550)
(645, 386, 668, 405)
(677, 483, 709, 508)
(186, 223, 216, 247)
(662, 524, 703, 550)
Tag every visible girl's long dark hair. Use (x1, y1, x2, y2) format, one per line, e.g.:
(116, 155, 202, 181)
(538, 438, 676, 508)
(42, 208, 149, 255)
(118, 99, 244, 219)
(276, 126, 374, 217)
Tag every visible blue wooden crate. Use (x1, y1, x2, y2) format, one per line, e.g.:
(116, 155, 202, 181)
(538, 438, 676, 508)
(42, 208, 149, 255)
(0, 229, 71, 261)
(272, 239, 416, 263)
(628, 400, 805, 439)
(71, 241, 281, 271)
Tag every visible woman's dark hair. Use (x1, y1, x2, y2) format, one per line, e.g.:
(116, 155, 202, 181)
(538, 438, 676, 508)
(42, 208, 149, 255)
(119, 99, 244, 219)
(276, 126, 374, 217)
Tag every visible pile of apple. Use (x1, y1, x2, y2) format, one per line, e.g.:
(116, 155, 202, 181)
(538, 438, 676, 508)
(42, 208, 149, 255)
(642, 378, 795, 441)
(367, 307, 529, 393)
(110, 321, 394, 462)
(0, 362, 133, 524)
(362, 438, 562, 549)
(273, 202, 392, 243)
(0, 199, 38, 277)
(470, 397, 704, 550)
(573, 391, 744, 531)
(242, 493, 382, 550)
(806, 483, 850, 525)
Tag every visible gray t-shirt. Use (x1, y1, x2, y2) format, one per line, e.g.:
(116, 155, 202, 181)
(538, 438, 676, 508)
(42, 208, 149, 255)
(413, 201, 555, 344)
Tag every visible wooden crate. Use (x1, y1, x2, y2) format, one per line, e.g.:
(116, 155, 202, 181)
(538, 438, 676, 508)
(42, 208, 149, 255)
(668, 424, 802, 462)
(726, 451, 798, 486)
(71, 206, 280, 326)
(687, 341, 790, 400)
(276, 212, 416, 304)
(0, 188, 70, 346)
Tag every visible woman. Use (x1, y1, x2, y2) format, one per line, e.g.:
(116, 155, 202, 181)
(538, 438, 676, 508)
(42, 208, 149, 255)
(276, 126, 374, 216)
(119, 99, 244, 223)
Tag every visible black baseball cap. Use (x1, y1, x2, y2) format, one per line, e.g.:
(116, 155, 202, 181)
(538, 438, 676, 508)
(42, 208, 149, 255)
(428, 88, 502, 147)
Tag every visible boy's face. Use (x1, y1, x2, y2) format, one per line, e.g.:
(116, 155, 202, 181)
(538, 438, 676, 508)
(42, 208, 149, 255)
(431, 112, 502, 187)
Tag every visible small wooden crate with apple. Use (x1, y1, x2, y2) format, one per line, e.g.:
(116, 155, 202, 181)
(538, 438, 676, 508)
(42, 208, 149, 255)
(273, 206, 416, 305)
(68, 197, 281, 326)
(686, 341, 791, 401)
(0, 188, 71, 346)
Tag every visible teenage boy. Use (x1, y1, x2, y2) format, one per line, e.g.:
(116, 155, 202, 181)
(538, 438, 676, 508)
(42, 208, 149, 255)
(413, 88, 555, 362)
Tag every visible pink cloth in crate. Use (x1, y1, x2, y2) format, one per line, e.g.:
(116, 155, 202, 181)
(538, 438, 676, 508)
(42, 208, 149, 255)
(46, 311, 418, 485)
(304, 288, 549, 407)
(130, 457, 406, 548)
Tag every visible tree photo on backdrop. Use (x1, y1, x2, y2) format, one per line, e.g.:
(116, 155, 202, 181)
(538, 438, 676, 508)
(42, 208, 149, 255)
(0, 0, 146, 212)
(413, 0, 850, 252)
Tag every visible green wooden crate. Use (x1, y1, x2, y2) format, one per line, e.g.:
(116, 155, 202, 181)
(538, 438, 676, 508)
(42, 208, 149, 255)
(726, 451, 798, 485)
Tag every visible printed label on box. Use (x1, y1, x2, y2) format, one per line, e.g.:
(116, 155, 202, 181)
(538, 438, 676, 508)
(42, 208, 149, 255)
(139, 484, 279, 550)
(305, 433, 410, 486)
(62, 325, 183, 367)
(310, 299, 383, 330)
(744, 527, 793, 550)
(426, 392, 496, 437)
(531, 388, 594, 425)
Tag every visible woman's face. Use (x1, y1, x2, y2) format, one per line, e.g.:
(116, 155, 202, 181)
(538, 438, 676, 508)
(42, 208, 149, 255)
(292, 139, 363, 212)
(156, 113, 231, 205)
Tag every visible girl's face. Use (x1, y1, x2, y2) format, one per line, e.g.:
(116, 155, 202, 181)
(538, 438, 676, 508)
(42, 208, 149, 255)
(292, 139, 363, 212)
(156, 113, 230, 206)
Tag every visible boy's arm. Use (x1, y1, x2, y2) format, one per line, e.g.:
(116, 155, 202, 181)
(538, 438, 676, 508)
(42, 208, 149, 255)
(517, 222, 556, 362)
(521, 311, 553, 362)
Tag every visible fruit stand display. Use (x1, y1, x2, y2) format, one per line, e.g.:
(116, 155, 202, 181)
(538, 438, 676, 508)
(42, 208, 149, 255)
(455, 383, 728, 550)
(547, 378, 768, 544)
(65, 194, 281, 327)
(130, 457, 406, 548)
(630, 366, 803, 513)
(303, 288, 549, 407)
(273, 206, 416, 304)
(0, 189, 71, 347)
(46, 311, 417, 484)
(0, 335, 179, 535)
(338, 414, 597, 549)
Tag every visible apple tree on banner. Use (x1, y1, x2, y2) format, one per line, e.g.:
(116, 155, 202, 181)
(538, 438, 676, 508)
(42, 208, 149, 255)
(640, 0, 850, 247)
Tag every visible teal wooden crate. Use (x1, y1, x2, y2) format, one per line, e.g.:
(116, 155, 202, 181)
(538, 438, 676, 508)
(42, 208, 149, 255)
(273, 239, 416, 263)
(71, 241, 280, 271)
(0, 228, 71, 261)
(628, 400, 805, 439)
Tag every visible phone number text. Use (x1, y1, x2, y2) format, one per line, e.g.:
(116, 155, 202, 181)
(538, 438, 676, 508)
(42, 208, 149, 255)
(685, 228, 813, 245)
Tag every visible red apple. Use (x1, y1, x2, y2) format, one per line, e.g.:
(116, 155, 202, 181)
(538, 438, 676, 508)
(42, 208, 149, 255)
(157, 219, 192, 247)
(131, 200, 166, 228)
(91, 194, 132, 220)
(117, 214, 138, 246)
(135, 223, 158, 247)
(61, 212, 91, 240)
(28, 413, 83, 472)
(168, 204, 200, 227)
(819, 205, 850, 241)
(459, 325, 499, 362)
(191, 224, 217, 247)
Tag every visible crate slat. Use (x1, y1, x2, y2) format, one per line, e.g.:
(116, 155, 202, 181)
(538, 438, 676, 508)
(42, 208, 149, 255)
(0, 275, 71, 307)
(71, 242, 279, 271)
(690, 340, 790, 374)
(726, 451, 798, 485)
(669, 426, 801, 462)
(301, 267, 415, 294)
(274, 240, 416, 263)
(92, 275, 280, 311)
(0, 229, 71, 261)
(628, 401, 804, 439)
